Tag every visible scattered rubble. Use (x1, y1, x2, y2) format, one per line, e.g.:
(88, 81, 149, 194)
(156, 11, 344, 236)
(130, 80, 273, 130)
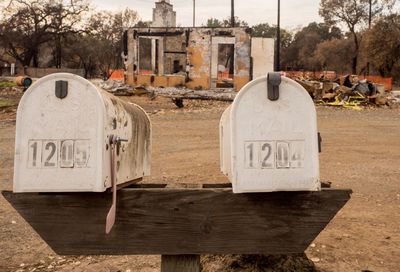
(295, 74, 399, 110)
(95, 80, 237, 107)
(96, 77, 399, 110)
(146, 86, 236, 101)
(96, 80, 134, 96)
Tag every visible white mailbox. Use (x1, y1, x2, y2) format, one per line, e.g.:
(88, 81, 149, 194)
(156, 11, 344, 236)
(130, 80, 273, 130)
(13, 73, 151, 193)
(220, 73, 321, 193)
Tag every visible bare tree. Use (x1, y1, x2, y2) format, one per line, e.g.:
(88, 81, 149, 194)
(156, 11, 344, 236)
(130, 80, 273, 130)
(366, 0, 396, 27)
(70, 8, 139, 78)
(47, 1, 89, 68)
(319, 0, 395, 74)
(314, 38, 354, 73)
(0, 0, 88, 67)
(364, 14, 400, 76)
(281, 22, 342, 70)
(319, 0, 368, 74)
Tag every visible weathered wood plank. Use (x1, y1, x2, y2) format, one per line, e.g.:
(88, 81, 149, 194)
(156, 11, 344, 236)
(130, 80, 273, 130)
(2, 188, 351, 255)
(161, 255, 200, 272)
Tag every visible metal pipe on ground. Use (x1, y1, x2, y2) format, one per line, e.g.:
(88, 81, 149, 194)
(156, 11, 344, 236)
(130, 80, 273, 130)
(15, 76, 32, 87)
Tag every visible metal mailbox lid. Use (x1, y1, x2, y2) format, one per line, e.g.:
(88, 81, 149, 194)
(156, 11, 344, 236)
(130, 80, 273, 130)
(227, 75, 320, 193)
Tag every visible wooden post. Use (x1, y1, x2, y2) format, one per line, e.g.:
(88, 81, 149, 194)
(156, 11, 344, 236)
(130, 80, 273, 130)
(161, 255, 200, 272)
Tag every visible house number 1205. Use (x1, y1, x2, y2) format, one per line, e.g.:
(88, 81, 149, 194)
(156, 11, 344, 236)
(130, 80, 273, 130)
(27, 139, 90, 168)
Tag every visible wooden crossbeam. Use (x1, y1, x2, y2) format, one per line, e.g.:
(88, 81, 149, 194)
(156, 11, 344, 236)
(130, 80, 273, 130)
(2, 187, 351, 256)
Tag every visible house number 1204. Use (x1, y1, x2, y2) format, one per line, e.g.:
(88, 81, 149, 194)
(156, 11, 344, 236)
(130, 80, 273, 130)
(244, 140, 305, 169)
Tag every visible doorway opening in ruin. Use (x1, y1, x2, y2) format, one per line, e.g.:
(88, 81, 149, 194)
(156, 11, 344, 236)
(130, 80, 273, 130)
(211, 37, 236, 89)
(138, 38, 160, 75)
(217, 44, 234, 88)
(138, 38, 153, 74)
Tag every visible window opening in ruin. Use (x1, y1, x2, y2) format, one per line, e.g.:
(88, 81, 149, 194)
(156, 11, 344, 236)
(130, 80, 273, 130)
(173, 60, 180, 73)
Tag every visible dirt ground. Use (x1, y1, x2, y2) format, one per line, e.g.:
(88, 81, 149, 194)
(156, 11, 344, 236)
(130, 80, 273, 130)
(1, 89, 400, 272)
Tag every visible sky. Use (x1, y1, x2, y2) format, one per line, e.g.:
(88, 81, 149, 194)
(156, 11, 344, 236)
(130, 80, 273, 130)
(93, 0, 323, 30)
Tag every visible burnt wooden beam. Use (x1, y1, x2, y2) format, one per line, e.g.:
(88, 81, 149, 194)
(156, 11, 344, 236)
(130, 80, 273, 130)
(164, 51, 187, 54)
(2, 188, 351, 256)
(136, 31, 184, 37)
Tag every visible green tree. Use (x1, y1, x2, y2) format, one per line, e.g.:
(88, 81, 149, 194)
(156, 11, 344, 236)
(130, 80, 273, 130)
(222, 16, 248, 27)
(205, 18, 223, 27)
(251, 23, 292, 49)
(204, 16, 248, 27)
(251, 23, 276, 37)
(281, 22, 342, 70)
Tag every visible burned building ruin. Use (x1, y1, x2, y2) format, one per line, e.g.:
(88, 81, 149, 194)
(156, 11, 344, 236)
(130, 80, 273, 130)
(123, 1, 274, 91)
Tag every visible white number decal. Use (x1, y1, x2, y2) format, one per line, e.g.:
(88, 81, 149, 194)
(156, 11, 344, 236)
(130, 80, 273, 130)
(60, 140, 74, 168)
(260, 142, 274, 168)
(74, 140, 90, 168)
(28, 140, 42, 168)
(42, 141, 58, 168)
(27, 139, 90, 168)
(276, 142, 290, 169)
(244, 140, 305, 169)
(290, 141, 305, 168)
(245, 142, 255, 168)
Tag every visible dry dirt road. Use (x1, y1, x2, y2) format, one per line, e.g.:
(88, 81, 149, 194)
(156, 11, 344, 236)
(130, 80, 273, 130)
(1, 94, 399, 272)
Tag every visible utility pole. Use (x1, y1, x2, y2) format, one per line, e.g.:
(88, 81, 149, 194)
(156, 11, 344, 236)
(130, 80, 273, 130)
(193, 0, 195, 27)
(275, 0, 281, 71)
(368, 0, 372, 28)
(231, 0, 235, 27)
(367, 0, 372, 75)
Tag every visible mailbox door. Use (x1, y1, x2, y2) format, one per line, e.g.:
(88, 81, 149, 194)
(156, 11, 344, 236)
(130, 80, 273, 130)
(102, 92, 151, 189)
(230, 76, 320, 193)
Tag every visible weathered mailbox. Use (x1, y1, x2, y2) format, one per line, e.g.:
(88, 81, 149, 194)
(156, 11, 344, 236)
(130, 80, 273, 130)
(220, 73, 321, 193)
(13, 73, 151, 193)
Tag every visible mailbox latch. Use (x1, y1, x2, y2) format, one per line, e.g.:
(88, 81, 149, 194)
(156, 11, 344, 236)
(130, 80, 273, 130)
(267, 72, 282, 101)
(55, 80, 68, 99)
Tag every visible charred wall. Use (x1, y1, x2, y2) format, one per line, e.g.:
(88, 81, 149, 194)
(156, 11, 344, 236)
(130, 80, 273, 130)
(125, 27, 251, 91)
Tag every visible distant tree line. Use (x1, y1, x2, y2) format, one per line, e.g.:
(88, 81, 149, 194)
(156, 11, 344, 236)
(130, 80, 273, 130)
(0, 0, 150, 78)
(206, 0, 399, 79)
(0, 0, 399, 80)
